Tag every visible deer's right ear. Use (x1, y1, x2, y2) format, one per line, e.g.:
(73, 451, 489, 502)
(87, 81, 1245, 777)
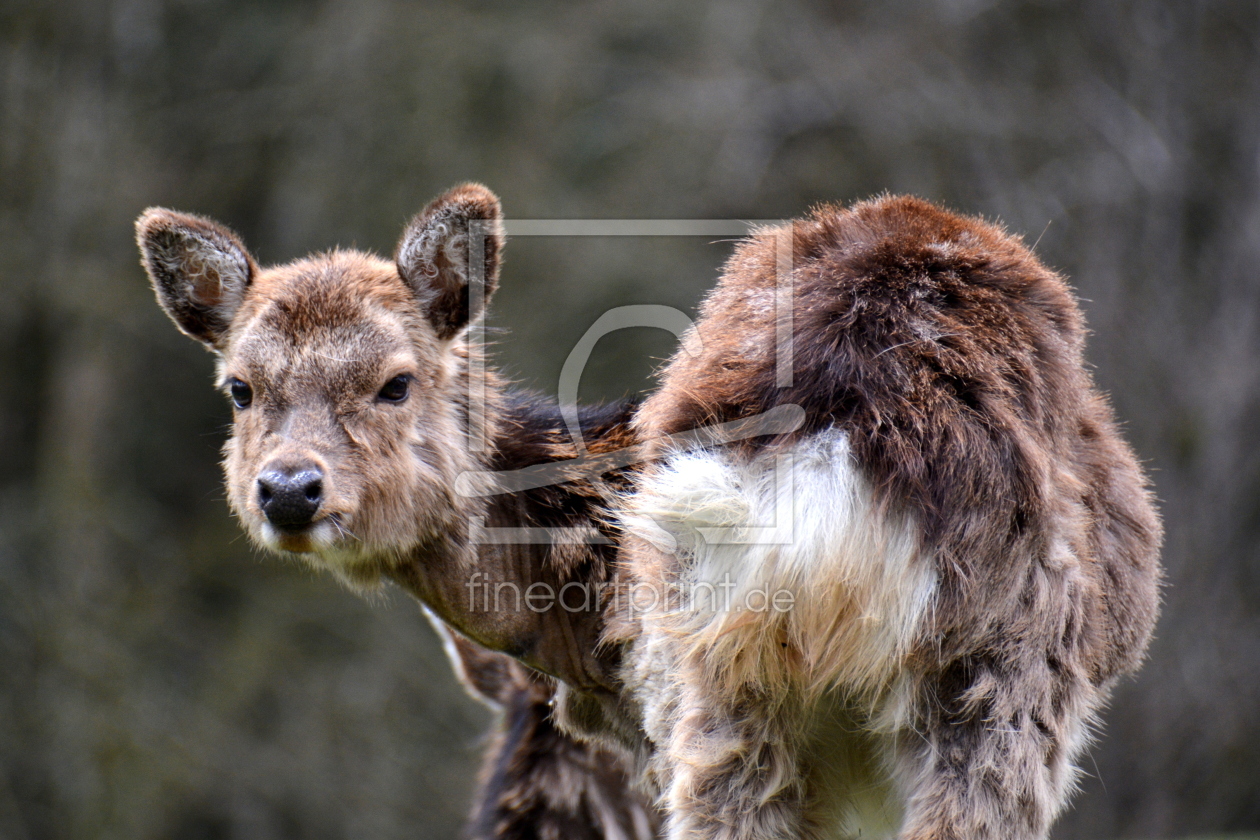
(395, 183, 504, 341)
(136, 208, 257, 349)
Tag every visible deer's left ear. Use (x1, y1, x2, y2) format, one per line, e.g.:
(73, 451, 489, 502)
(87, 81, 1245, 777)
(395, 183, 505, 340)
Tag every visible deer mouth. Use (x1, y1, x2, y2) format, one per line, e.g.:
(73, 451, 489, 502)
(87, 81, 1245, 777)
(259, 515, 348, 555)
(266, 523, 318, 553)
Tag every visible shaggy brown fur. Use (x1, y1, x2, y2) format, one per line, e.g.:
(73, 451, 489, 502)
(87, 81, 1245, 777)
(579, 196, 1162, 839)
(138, 185, 651, 840)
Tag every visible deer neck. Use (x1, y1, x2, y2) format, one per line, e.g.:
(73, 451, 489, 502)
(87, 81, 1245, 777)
(392, 390, 637, 694)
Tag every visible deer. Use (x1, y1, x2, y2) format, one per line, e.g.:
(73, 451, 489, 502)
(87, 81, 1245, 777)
(137, 184, 655, 840)
(558, 195, 1163, 839)
(139, 184, 1162, 840)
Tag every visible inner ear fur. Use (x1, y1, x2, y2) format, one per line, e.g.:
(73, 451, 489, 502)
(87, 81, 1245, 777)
(136, 208, 257, 348)
(395, 183, 504, 340)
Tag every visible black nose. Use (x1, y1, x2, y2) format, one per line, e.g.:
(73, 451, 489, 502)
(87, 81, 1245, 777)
(257, 467, 323, 529)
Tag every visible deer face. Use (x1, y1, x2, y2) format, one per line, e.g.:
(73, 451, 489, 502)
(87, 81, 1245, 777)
(138, 185, 504, 583)
(214, 252, 466, 564)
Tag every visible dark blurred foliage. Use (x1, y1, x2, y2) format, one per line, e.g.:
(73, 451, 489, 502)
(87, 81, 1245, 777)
(1, 1, 1258, 838)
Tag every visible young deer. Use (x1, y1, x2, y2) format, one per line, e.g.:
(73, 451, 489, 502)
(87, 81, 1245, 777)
(137, 184, 654, 840)
(567, 196, 1163, 839)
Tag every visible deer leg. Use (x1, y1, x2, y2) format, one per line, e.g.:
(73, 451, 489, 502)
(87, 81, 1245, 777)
(645, 648, 805, 840)
(435, 617, 659, 840)
(894, 659, 1097, 840)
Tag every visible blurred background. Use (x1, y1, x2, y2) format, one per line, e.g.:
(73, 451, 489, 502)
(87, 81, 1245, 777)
(2, 1, 1258, 838)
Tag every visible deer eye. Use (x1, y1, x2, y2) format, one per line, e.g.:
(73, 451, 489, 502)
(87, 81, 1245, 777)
(228, 378, 253, 409)
(378, 375, 410, 403)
